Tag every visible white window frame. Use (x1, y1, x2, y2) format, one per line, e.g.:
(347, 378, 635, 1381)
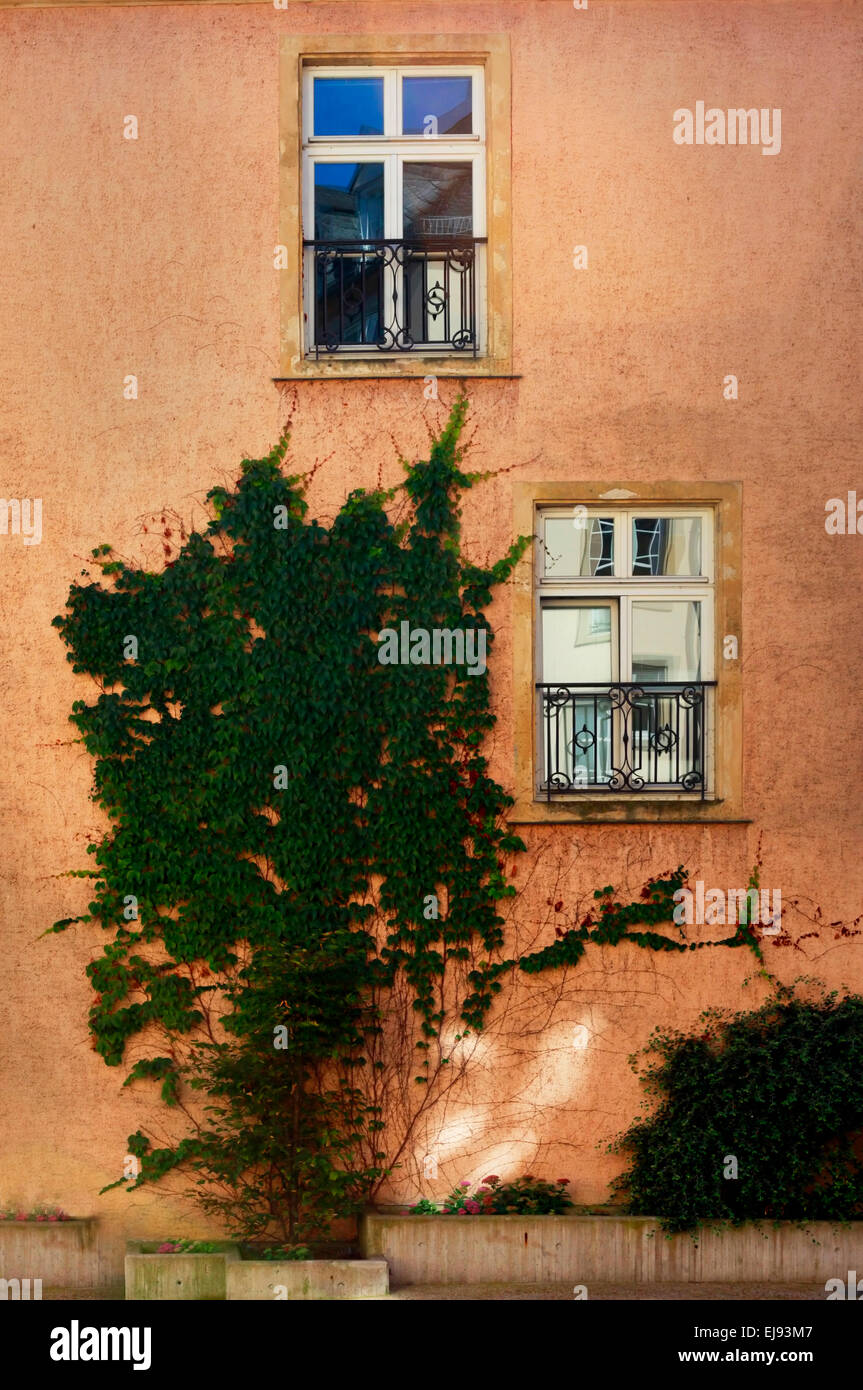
(302, 67, 486, 145)
(536, 505, 716, 796)
(301, 151, 486, 244)
(301, 64, 487, 357)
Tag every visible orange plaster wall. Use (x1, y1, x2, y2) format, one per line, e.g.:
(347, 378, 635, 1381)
(0, 0, 860, 1258)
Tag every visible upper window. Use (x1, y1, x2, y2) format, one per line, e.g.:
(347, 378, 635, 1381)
(302, 66, 487, 358)
(536, 506, 715, 797)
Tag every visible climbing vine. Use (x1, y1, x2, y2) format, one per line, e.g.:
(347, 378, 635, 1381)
(50, 398, 529, 1242)
(519, 866, 764, 976)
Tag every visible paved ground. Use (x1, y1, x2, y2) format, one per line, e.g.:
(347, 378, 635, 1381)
(382, 1282, 827, 1301)
(42, 1281, 827, 1301)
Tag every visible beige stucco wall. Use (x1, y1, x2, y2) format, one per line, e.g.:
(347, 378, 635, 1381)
(1, 0, 861, 1270)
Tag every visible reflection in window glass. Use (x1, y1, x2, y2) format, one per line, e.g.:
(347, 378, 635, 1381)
(313, 78, 384, 137)
(632, 517, 702, 576)
(541, 605, 613, 685)
(314, 163, 384, 240)
(402, 77, 473, 135)
(544, 517, 614, 577)
(402, 162, 472, 238)
(315, 255, 383, 348)
(541, 606, 613, 786)
(632, 601, 701, 682)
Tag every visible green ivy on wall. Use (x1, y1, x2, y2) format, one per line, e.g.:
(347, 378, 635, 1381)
(49, 398, 530, 1242)
(519, 867, 764, 975)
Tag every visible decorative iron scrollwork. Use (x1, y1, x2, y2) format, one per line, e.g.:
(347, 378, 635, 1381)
(306, 238, 484, 357)
(537, 682, 715, 799)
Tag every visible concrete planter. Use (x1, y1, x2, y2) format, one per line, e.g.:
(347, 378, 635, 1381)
(125, 1241, 240, 1301)
(0, 1219, 116, 1296)
(227, 1257, 388, 1300)
(360, 1213, 863, 1286)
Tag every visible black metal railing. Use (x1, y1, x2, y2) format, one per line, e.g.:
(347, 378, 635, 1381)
(537, 682, 715, 798)
(305, 238, 485, 357)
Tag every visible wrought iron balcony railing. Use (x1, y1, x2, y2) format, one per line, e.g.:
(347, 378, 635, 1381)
(537, 682, 716, 798)
(305, 237, 485, 358)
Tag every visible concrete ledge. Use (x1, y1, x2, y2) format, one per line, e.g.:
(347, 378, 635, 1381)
(227, 1258, 389, 1300)
(0, 1220, 109, 1291)
(360, 1214, 863, 1286)
(125, 1241, 240, 1301)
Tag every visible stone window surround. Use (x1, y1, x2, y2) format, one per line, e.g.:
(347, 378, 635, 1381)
(510, 480, 745, 825)
(278, 33, 513, 380)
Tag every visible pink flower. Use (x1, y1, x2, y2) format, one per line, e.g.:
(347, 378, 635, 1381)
(457, 1208, 468, 1215)
(48, 1214, 59, 1222)
(464, 1200, 480, 1214)
(482, 1175, 500, 1185)
(35, 1214, 46, 1222)
(459, 1180, 471, 1189)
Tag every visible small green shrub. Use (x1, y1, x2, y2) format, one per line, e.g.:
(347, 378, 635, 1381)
(610, 985, 863, 1232)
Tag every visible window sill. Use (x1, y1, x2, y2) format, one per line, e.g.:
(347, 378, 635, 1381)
(274, 362, 518, 382)
(507, 797, 750, 825)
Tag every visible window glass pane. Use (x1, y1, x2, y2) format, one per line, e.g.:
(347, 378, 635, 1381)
(544, 517, 614, 577)
(315, 254, 383, 348)
(402, 76, 473, 135)
(542, 605, 613, 684)
(314, 164, 384, 240)
(632, 517, 702, 576)
(542, 692, 613, 789)
(632, 601, 701, 682)
(541, 605, 613, 787)
(403, 162, 473, 238)
(313, 77, 384, 137)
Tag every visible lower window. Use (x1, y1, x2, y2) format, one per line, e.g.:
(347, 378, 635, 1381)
(536, 507, 715, 797)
